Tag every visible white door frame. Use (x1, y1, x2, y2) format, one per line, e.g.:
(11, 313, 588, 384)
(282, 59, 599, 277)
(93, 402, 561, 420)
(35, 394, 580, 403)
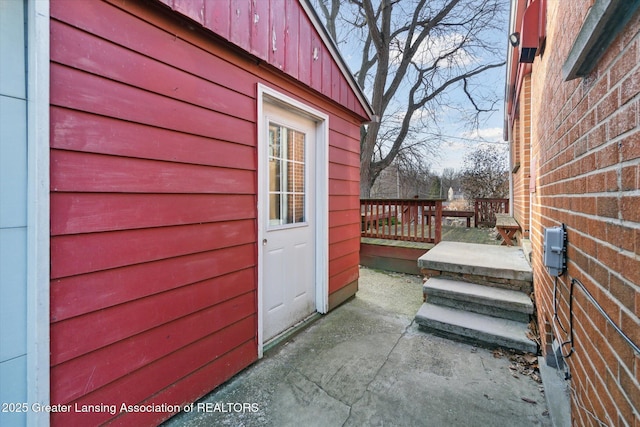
(256, 84, 329, 358)
(27, 1, 50, 424)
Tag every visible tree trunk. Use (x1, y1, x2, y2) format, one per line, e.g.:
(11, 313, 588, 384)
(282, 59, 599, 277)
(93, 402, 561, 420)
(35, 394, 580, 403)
(360, 154, 372, 198)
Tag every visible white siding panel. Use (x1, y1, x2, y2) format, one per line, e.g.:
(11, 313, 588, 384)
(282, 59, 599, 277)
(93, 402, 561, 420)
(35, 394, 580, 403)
(0, 3, 29, 426)
(0, 355, 27, 426)
(0, 96, 28, 228)
(0, 227, 27, 361)
(0, 0, 25, 99)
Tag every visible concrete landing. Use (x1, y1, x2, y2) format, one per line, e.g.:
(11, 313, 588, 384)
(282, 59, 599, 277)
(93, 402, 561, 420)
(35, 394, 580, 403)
(416, 303, 537, 354)
(424, 277, 533, 322)
(418, 241, 533, 283)
(164, 267, 550, 426)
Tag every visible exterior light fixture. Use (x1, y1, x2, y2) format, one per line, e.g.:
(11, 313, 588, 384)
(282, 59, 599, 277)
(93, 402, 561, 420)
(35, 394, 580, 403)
(509, 32, 520, 47)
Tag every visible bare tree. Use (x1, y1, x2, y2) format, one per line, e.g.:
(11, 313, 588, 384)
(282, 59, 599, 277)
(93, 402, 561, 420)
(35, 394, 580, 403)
(315, 0, 507, 196)
(460, 144, 508, 203)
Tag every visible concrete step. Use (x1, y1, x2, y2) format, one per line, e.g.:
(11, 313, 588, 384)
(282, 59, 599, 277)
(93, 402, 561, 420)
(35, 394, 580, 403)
(418, 242, 533, 293)
(424, 277, 533, 322)
(415, 302, 537, 354)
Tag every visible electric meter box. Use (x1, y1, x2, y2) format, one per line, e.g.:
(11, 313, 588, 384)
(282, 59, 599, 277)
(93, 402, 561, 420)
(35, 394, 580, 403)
(543, 225, 566, 277)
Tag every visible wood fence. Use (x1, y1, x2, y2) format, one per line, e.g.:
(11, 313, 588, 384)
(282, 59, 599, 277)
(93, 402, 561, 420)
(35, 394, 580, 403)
(360, 198, 443, 244)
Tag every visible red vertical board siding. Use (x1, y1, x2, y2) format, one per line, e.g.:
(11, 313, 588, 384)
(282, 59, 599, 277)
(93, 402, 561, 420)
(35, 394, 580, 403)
(203, 0, 230, 39)
(322, 45, 333, 95)
(171, 0, 204, 25)
(250, 0, 270, 58)
(284, 0, 300, 79)
(298, 11, 312, 83)
(230, 0, 252, 52)
(49, 0, 365, 425)
(331, 62, 341, 102)
(310, 31, 322, 92)
(269, 0, 286, 69)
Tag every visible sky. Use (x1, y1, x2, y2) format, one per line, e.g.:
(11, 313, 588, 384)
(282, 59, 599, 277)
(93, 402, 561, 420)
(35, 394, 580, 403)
(329, 1, 510, 175)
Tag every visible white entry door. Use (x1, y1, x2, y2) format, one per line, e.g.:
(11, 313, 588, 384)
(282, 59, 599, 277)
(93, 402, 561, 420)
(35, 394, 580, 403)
(262, 103, 317, 343)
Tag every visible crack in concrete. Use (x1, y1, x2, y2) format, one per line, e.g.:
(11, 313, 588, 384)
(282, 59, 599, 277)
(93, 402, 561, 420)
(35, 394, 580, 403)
(293, 368, 349, 409)
(341, 320, 413, 426)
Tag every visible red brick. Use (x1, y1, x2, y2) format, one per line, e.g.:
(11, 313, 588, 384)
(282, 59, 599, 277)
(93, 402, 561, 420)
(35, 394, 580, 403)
(599, 28, 624, 72)
(587, 171, 606, 193)
(621, 196, 640, 222)
(606, 371, 635, 425)
(580, 230, 599, 256)
(619, 366, 639, 416)
(597, 88, 620, 122)
(619, 253, 640, 285)
(580, 153, 602, 173)
(574, 138, 588, 158)
(596, 143, 620, 169)
(595, 283, 621, 320)
(610, 102, 638, 139)
(588, 77, 609, 116)
(606, 222, 634, 252)
(569, 245, 588, 271)
(604, 170, 619, 192)
(597, 243, 620, 272)
(607, 322, 635, 372)
(609, 274, 636, 314)
(594, 374, 619, 426)
(580, 110, 597, 139)
(597, 196, 620, 218)
(592, 376, 615, 426)
(620, 132, 640, 161)
(599, 335, 619, 377)
(621, 165, 637, 191)
(610, 42, 638, 90)
(620, 311, 640, 360)
(588, 124, 607, 150)
(621, 68, 640, 105)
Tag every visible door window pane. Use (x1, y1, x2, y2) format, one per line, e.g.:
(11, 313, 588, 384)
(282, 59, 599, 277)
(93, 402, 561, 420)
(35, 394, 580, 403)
(269, 123, 306, 226)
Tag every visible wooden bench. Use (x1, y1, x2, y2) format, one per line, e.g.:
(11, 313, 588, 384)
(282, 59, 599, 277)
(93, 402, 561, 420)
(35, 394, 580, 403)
(361, 210, 396, 231)
(495, 213, 520, 246)
(424, 209, 474, 227)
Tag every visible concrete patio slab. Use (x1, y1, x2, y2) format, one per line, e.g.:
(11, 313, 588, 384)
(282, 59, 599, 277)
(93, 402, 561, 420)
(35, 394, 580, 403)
(163, 267, 550, 427)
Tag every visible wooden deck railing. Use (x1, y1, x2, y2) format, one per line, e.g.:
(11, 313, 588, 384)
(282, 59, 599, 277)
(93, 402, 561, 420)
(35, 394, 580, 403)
(361, 198, 443, 244)
(474, 198, 509, 227)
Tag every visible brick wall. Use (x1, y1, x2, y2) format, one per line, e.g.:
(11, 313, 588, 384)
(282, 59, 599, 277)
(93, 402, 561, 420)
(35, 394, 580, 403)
(522, 0, 640, 425)
(512, 74, 532, 239)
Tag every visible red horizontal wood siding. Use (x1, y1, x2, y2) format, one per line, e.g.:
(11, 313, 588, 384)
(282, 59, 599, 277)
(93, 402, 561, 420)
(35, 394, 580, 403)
(51, 107, 256, 170)
(49, 0, 365, 425)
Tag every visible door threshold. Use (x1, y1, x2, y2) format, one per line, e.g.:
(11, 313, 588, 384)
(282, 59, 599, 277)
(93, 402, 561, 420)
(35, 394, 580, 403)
(263, 312, 322, 355)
